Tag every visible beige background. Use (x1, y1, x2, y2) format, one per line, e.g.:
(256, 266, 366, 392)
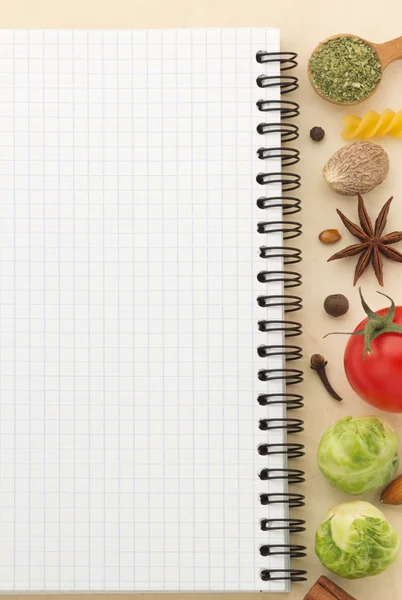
(2, 0, 402, 598)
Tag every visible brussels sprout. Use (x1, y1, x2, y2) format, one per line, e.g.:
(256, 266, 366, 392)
(318, 416, 399, 495)
(316, 501, 399, 579)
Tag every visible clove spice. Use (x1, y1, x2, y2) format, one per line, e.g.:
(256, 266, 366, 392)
(304, 576, 357, 600)
(310, 354, 342, 401)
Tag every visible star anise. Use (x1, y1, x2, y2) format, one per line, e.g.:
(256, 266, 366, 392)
(328, 194, 402, 286)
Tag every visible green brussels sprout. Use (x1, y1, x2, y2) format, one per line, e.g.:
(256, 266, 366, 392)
(316, 501, 399, 579)
(317, 416, 399, 495)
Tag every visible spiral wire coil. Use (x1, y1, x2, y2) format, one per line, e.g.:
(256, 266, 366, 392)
(256, 50, 306, 584)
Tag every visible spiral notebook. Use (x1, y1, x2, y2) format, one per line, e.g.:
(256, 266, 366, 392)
(0, 28, 304, 592)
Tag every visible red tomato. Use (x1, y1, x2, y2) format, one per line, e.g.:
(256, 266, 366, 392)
(344, 305, 402, 413)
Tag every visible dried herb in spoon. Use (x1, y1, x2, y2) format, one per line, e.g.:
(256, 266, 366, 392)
(309, 36, 382, 103)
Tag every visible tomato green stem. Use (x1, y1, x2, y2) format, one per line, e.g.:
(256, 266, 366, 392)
(325, 288, 402, 358)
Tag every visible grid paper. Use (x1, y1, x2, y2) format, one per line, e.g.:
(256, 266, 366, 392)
(0, 28, 290, 592)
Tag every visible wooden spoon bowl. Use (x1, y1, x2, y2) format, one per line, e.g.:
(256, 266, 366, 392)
(308, 34, 402, 105)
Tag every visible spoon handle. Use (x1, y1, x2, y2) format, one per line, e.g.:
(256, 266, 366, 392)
(374, 36, 402, 69)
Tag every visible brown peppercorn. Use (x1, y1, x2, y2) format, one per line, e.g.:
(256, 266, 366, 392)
(324, 294, 349, 317)
(319, 229, 341, 244)
(310, 126, 325, 142)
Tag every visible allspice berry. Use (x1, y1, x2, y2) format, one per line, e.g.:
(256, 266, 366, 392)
(324, 294, 349, 317)
(310, 126, 325, 142)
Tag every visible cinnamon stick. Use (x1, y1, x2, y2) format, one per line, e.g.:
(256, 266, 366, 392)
(304, 576, 357, 600)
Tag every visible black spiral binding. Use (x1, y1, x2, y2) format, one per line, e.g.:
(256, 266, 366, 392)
(256, 50, 306, 585)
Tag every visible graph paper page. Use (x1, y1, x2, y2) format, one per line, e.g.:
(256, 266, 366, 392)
(0, 29, 289, 592)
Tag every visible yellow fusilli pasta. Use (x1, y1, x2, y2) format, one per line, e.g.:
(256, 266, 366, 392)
(342, 109, 402, 139)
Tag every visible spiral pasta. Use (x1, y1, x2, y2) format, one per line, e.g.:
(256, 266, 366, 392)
(342, 110, 402, 139)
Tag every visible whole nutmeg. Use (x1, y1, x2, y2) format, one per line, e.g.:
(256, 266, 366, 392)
(323, 141, 389, 196)
(319, 229, 341, 244)
(324, 294, 349, 317)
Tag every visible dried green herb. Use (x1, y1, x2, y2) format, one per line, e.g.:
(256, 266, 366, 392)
(309, 36, 382, 103)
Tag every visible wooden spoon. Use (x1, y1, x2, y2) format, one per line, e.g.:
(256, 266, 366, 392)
(308, 34, 402, 105)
